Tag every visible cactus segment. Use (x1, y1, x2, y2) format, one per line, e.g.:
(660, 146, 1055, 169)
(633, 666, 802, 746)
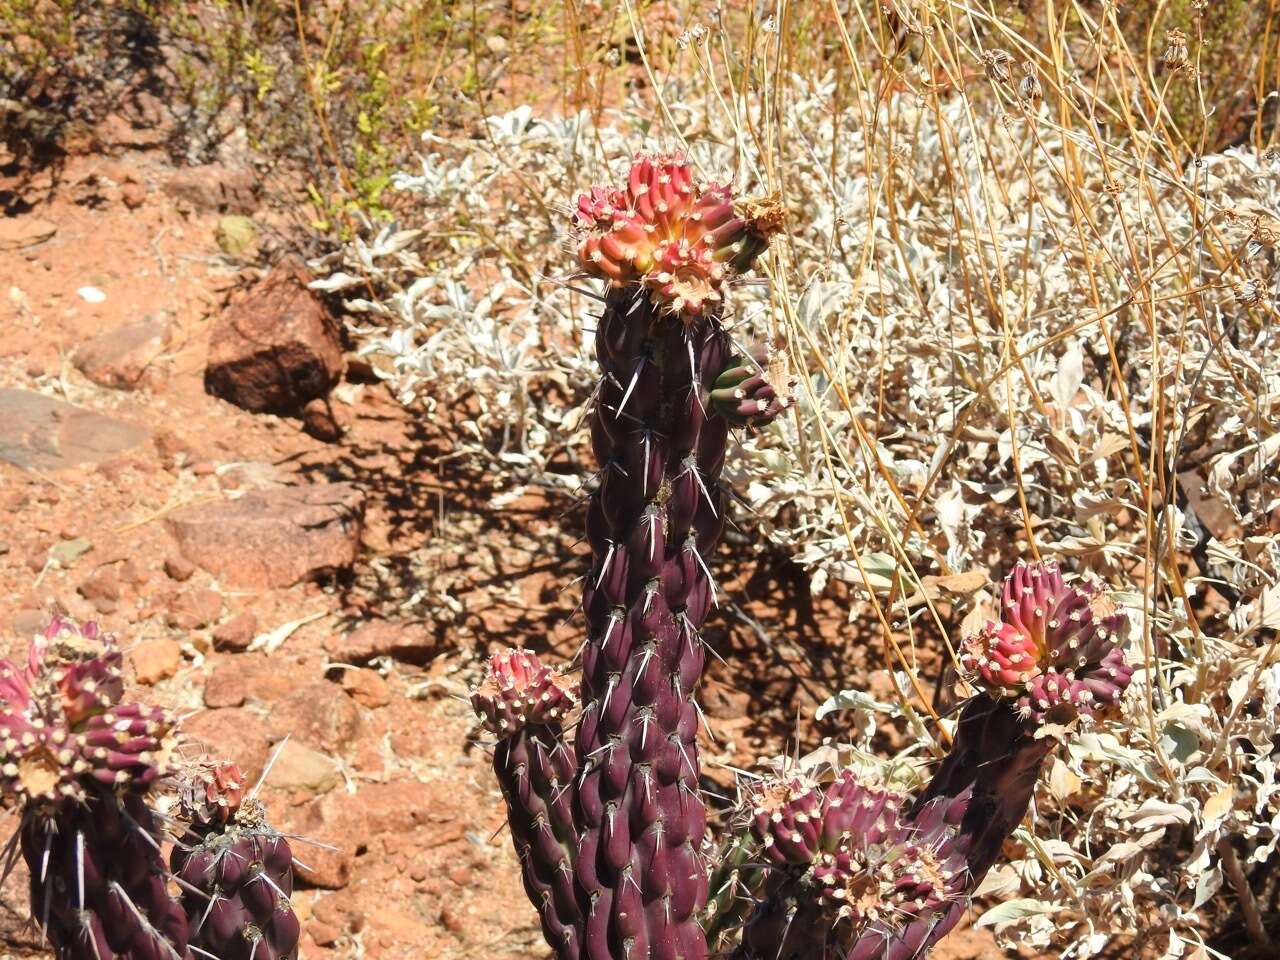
(171, 761, 300, 960)
(0, 617, 176, 803)
(22, 786, 194, 960)
(959, 560, 1134, 722)
(472, 650, 582, 958)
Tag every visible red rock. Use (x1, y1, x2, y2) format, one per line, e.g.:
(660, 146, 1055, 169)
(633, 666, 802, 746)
(11, 609, 46, 636)
(72, 318, 170, 391)
(164, 484, 364, 589)
(130, 638, 182, 685)
(327, 619, 434, 665)
(308, 922, 341, 947)
(301, 397, 344, 441)
(120, 181, 147, 209)
(167, 587, 222, 629)
(371, 906, 435, 947)
(212, 611, 258, 651)
(205, 266, 344, 413)
(77, 567, 121, 602)
(162, 164, 259, 214)
(0, 388, 148, 471)
(267, 681, 361, 753)
(341, 668, 390, 708)
(266, 739, 340, 798)
(119, 559, 145, 586)
(163, 555, 195, 582)
(203, 656, 298, 708)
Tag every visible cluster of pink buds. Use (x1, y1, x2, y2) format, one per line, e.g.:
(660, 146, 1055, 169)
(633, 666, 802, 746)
(470, 648, 577, 736)
(0, 616, 175, 802)
(572, 153, 782, 318)
(960, 560, 1134, 722)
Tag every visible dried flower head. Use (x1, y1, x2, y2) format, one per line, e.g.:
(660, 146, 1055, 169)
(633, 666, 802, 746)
(1162, 29, 1189, 70)
(1018, 61, 1042, 104)
(982, 49, 1014, 84)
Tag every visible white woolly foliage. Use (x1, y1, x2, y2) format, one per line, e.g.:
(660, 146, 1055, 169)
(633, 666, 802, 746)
(314, 64, 1278, 958)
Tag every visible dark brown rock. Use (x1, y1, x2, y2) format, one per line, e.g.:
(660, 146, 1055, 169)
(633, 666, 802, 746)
(0, 389, 148, 470)
(73, 318, 171, 391)
(205, 267, 344, 414)
(164, 483, 364, 589)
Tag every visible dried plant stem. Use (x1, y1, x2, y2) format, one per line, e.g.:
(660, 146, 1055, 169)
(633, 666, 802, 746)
(1216, 837, 1273, 952)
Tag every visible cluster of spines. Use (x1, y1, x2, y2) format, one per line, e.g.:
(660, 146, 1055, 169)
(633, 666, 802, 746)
(959, 560, 1134, 721)
(171, 762, 301, 960)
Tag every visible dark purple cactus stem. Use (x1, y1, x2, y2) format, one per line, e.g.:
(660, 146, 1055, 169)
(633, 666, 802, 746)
(570, 154, 784, 960)
(21, 786, 193, 960)
(472, 649, 582, 956)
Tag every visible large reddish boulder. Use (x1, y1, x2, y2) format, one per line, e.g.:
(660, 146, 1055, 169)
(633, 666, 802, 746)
(205, 266, 344, 413)
(164, 483, 364, 588)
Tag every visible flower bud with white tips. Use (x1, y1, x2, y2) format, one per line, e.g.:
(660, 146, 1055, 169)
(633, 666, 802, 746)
(471, 648, 576, 737)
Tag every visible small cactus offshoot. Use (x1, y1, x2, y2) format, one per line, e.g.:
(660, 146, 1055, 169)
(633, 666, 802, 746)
(171, 761, 301, 960)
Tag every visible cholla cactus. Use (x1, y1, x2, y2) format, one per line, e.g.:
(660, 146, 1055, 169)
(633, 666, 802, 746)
(473, 153, 786, 959)
(475, 154, 1139, 960)
(171, 762, 301, 960)
(959, 560, 1134, 722)
(1, 615, 191, 960)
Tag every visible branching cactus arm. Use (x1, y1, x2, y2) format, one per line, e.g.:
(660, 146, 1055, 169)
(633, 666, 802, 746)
(472, 649, 581, 957)
(734, 561, 1136, 960)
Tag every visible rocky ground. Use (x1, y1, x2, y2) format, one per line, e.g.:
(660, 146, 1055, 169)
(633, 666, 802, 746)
(0, 138, 1003, 960)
